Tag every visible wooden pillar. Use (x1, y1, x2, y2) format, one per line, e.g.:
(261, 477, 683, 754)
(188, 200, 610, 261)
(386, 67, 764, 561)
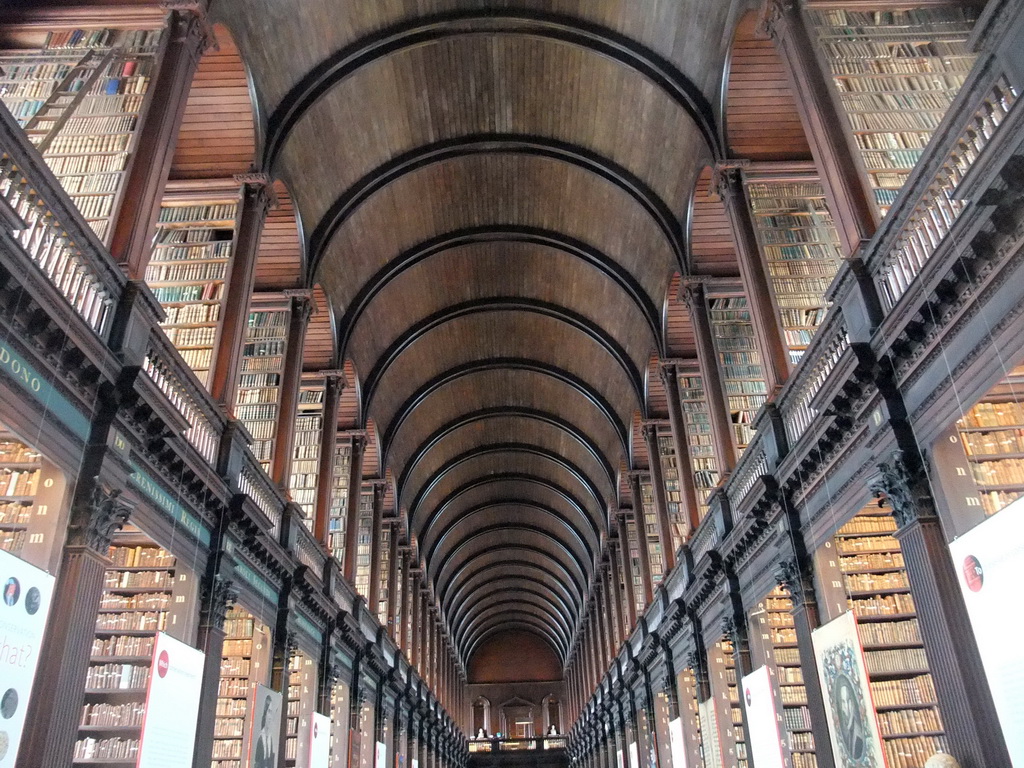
(626, 474, 654, 605)
(386, 531, 401, 636)
(342, 435, 367, 583)
(191, 507, 239, 768)
(16, 483, 132, 768)
(713, 165, 791, 391)
(760, 0, 877, 257)
(110, 7, 211, 277)
(400, 553, 413, 653)
(607, 538, 627, 645)
(367, 480, 387, 615)
(410, 570, 422, 668)
(419, 591, 430, 679)
(641, 423, 677, 572)
(615, 512, 638, 629)
(271, 290, 314, 487)
(209, 176, 274, 409)
(603, 553, 622, 650)
(313, 371, 345, 544)
(657, 362, 700, 535)
(873, 450, 1011, 767)
(270, 600, 295, 768)
(679, 279, 737, 473)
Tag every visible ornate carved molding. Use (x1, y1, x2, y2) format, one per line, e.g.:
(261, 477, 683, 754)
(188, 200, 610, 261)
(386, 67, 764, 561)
(774, 556, 810, 605)
(68, 480, 133, 552)
(756, 0, 797, 40)
(200, 574, 238, 630)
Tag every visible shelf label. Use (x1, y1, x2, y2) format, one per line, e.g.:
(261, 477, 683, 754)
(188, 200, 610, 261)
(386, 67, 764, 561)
(811, 612, 886, 768)
(137, 632, 205, 768)
(950, 498, 1024, 765)
(0, 547, 55, 768)
(740, 666, 784, 768)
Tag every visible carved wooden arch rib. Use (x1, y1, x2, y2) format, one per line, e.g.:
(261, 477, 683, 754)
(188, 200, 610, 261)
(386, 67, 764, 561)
(409, 458, 603, 545)
(261, 10, 722, 173)
(335, 225, 664, 365)
(466, 619, 566, 665)
(361, 298, 646, 421)
(458, 602, 572, 658)
(444, 560, 582, 625)
(388, 361, 629, 475)
(449, 581, 577, 641)
(457, 594, 573, 649)
(306, 135, 688, 283)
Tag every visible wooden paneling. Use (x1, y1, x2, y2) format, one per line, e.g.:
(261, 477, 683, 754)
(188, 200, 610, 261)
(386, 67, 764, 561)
(169, 26, 255, 180)
(689, 167, 739, 277)
(647, 354, 668, 420)
(725, 11, 811, 161)
(665, 273, 697, 357)
(304, 285, 335, 372)
(337, 358, 361, 430)
(255, 182, 303, 291)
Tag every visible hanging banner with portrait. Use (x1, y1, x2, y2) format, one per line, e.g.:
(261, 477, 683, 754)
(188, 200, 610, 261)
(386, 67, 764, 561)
(248, 684, 283, 768)
(0, 548, 55, 768)
(811, 612, 885, 768)
(949, 499, 1024, 765)
(740, 666, 785, 768)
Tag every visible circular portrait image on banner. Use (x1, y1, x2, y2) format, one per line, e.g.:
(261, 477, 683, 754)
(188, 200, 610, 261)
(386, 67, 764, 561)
(2, 577, 19, 607)
(822, 643, 877, 768)
(0, 688, 17, 719)
(24, 586, 40, 615)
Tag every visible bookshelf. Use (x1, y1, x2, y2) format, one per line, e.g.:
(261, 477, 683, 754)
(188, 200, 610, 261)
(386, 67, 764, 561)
(235, 302, 291, 474)
(327, 439, 353, 565)
(74, 528, 192, 765)
(376, 521, 391, 623)
(744, 175, 844, 364)
(213, 606, 273, 768)
(353, 488, 374, 598)
(954, 366, 1024, 516)
(751, 587, 818, 768)
(0, 28, 161, 242)
(289, 375, 326, 525)
(806, 7, 979, 217)
(706, 292, 768, 455)
(638, 476, 665, 586)
(676, 367, 720, 521)
(145, 194, 238, 387)
(707, 637, 748, 768)
(624, 514, 645, 614)
(285, 650, 317, 766)
(656, 425, 687, 552)
(818, 507, 948, 768)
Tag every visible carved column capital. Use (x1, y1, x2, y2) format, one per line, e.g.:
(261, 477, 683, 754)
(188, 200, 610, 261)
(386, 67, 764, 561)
(757, 0, 798, 40)
(68, 480, 133, 552)
(720, 615, 737, 645)
(200, 574, 238, 630)
(708, 162, 749, 202)
(164, 2, 217, 59)
(870, 449, 937, 529)
(679, 278, 706, 315)
(774, 556, 810, 604)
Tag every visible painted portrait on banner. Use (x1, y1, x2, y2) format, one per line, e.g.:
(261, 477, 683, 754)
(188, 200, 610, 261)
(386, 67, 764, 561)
(812, 612, 886, 768)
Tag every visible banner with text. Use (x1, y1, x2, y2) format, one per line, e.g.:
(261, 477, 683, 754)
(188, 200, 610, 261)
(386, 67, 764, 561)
(138, 632, 205, 768)
(0, 548, 54, 768)
(949, 499, 1024, 765)
(308, 712, 331, 768)
(249, 684, 283, 768)
(741, 666, 785, 768)
(668, 717, 688, 768)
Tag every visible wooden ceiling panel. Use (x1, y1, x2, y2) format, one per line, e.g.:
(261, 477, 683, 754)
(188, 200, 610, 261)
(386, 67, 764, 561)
(368, 311, 639, 451)
(665, 272, 697, 356)
(255, 181, 304, 291)
(725, 11, 811, 161)
(646, 354, 668, 419)
(689, 167, 739, 277)
(169, 26, 256, 180)
(317, 154, 676, 320)
(337, 359, 361, 431)
(303, 284, 335, 371)
(277, 35, 706, 231)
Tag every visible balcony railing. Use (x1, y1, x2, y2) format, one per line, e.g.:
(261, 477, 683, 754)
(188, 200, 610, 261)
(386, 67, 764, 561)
(469, 737, 567, 753)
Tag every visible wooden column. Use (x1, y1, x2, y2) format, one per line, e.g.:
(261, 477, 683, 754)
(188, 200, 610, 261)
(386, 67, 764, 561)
(16, 484, 132, 768)
(386, 532, 401, 636)
(595, 582, 611, 667)
(680, 279, 737, 473)
(641, 423, 677, 571)
(616, 512, 638, 628)
(400, 552, 413, 653)
(110, 7, 211, 277)
(603, 552, 622, 650)
(271, 290, 314, 487)
(209, 176, 274, 409)
(191, 569, 238, 768)
(626, 474, 655, 605)
(760, 0, 877, 257)
(874, 450, 1011, 767)
(410, 569, 422, 668)
(658, 362, 700, 535)
(713, 165, 791, 391)
(419, 591, 430, 679)
(270, 600, 295, 768)
(342, 434, 367, 583)
(607, 538, 627, 644)
(313, 371, 345, 544)
(367, 480, 387, 614)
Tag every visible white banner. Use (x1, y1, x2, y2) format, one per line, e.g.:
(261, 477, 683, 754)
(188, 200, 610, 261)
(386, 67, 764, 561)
(667, 717, 688, 768)
(812, 612, 886, 768)
(138, 632, 205, 768)
(375, 740, 387, 768)
(628, 740, 639, 768)
(616, 748, 624, 768)
(249, 684, 283, 768)
(697, 700, 722, 768)
(949, 499, 1024, 765)
(741, 666, 785, 768)
(308, 712, 331, 768)
(0, 548, 54, 768)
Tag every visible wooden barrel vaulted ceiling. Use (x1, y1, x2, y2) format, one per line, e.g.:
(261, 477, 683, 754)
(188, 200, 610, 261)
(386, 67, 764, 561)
(216, 0, 751, 669)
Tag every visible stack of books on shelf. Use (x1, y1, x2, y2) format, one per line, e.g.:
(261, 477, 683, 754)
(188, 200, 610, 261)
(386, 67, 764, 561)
(707, 295, 767, 453)
(327, 440, 353, 564)
(236, 308, 290, 473)
(289, 376, 326, 524)
(675, 369, 720, 521)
